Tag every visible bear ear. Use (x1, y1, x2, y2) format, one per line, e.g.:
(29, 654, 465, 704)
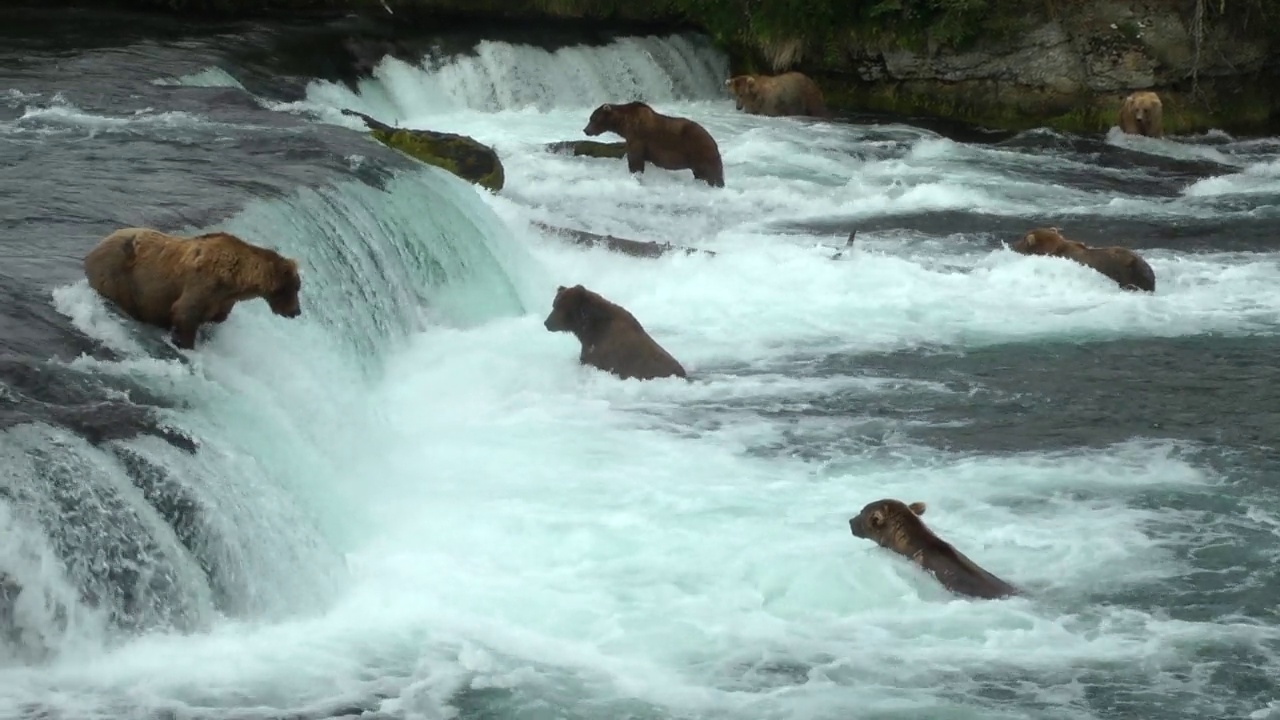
(1023, 233, 1036, 246)
(908, 502, 926, 516)
(601, 103, 611, 111)
(869, 509, 885, 528)
(745, 77, 757, 87)
(557, 285, 567, 292)
(723, 78, 732, 87)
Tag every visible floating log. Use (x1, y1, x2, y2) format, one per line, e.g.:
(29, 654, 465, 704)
(544, 140, 628, 159)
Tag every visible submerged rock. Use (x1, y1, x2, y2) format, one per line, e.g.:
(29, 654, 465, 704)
(341, 108, 505, 192)
(544, 140, 628, 159)
(0, 357, 197, 454)
(531, 221, 714, 259)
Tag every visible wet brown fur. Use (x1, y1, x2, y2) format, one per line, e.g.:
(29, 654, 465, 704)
(849, 498, 1020, 600)
(582, 101, 725, 188)
(1118, 90, 1164, 138)
(83, 227, 302, 350)
(724, 72, 829, 118)
(543, 284, 688, 381)
(1011, 227, 1156, 292)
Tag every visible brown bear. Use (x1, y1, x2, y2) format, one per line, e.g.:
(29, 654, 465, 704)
(582, 101, 725, 188)
(543, 284, 687, 381)
(1011, 227, 1156, 292)
(83, 227, 302, 350)
(849, 498, 1020, 600)
(724, 72, 829, 118)
(1118, 90, 1164, 138)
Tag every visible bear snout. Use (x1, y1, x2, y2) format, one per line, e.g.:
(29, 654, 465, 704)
(583, 123, 601, 136)
(849, 516, 866, 538)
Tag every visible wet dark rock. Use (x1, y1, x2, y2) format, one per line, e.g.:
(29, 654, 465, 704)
(531, 221, 714, 259)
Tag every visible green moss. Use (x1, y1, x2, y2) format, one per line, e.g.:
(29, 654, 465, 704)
(371, 128, 505, 192)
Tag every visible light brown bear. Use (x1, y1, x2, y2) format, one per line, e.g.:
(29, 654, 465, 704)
(724, 72, 829, 118)
(849, 498, 1020, 600)
(83, 227, 302, 350)
(1118, 90, 1164, 138)
(1011, 227, 1156, 292)
(582, 101, 725, 188)
(543, 284, 687, 381)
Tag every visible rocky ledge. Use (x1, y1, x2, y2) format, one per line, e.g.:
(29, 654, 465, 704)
(810, 0, 1279, 134)
(48, 0, 1280, 135)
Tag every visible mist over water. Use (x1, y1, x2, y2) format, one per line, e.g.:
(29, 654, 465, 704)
(1, 13, 1279, 720)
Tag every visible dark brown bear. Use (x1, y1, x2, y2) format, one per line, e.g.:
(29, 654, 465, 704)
(543, 284, 687, 381)
(582, 101, 725, 188)
(1011, 227, 1156, 292)
(1118, 90, 1164, 139)
(724, 72, 829, 118)
(849, 498, 1020, 600)
(83, 227, 302, 350)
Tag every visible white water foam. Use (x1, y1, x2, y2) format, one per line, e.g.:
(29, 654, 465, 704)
(8, 31, 1280, 720)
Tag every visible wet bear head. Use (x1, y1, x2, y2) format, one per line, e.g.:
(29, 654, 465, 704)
(849, 498, 929, 552)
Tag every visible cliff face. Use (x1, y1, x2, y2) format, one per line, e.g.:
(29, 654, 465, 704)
(56, 0, 1280, 135)
(786, 1, 1279, 134)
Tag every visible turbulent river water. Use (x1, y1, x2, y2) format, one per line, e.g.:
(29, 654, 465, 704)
(2, 5, 1279, 720)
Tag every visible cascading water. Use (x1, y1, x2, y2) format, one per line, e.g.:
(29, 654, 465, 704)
(295, 33, 729, 118)
(3, 154, 545, 674)
(3, 18, 1280, 720)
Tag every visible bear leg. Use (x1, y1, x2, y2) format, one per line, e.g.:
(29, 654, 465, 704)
(625, 142, 647, 175)
(169, 289, 210, 350)
(208, 302, 233, 324)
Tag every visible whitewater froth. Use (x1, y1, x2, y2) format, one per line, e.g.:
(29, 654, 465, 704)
(299, 33, 729, 119)
(5, 24, 1280, 720)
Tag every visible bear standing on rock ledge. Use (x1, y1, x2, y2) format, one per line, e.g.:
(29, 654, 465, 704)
(543, 284, 688, 382)
(725, 72, 829, 118)
(83, 227, 303, 350)
(582, 101, 725, 187)
(1118, 90, 1164, 138)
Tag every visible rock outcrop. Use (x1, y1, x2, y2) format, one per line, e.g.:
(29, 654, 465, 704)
(806, 1, 1278, 134)
(341, 109, 505, 191)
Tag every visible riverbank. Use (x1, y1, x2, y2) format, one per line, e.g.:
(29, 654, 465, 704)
(28, 0, 1280, 134)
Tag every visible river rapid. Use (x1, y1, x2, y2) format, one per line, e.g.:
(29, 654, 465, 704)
(1, 5, 1279, 720)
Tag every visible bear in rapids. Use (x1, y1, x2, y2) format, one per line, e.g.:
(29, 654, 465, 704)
(1010, 227, 1156, 293)
(83, 227, 302, 349)
(582, 101, 725, 188)
(543, 284, 687, 381)
(1118, 90, 1164, 139)
(724, 72, 829, 118)
(848, 498, 1021, 600)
